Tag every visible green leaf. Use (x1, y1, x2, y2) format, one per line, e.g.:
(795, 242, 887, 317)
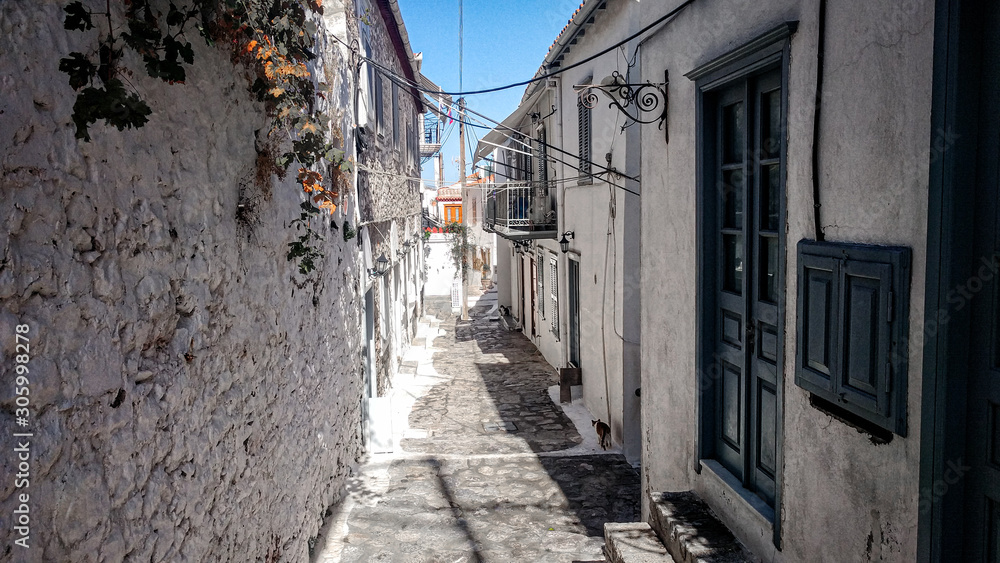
(58, 53, 96, 90)
(63, 1, 93, 31)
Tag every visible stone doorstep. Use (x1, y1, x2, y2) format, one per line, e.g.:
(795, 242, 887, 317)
(648, 492, 753, 563)
(603, 522, 675, 563)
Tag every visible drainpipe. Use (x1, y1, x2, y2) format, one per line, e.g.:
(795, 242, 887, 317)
(812, 0, 827, 241)
(552, 74, 565, 251)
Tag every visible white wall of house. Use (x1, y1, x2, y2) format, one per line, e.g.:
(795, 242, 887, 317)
(638, 0, 933, 559)
(479, 0, 643, 460)
(545, 0, 639, 458)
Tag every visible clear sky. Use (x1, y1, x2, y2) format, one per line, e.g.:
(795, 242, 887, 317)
(396, 0, 584, 186)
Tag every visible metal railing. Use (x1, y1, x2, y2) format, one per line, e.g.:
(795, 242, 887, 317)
(485, 183, 556, 238)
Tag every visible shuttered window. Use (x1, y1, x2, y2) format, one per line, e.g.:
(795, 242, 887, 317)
(406, 123, 413, 167)
(536, 128, 548, 192)
(578, 97, 592, 183)
(550, 257, 559, 337)
(537, 252, 545, 318)
(392, 82, 399, 147)
(375, 73, 384, 133)
(521, 135, 532, 183)
(796, 240, 911, 435)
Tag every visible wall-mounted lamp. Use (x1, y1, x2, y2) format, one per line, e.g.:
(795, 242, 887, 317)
(368, 253, 390, 278)
(559, 231, 575, 254)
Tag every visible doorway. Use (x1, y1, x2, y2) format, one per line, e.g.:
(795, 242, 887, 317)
(569, 256, 581, 368)
(921, 1, 1000, 559)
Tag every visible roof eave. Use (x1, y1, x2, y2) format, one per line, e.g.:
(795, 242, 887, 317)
(474, 86, 547, 162)
(377, 0, 424, 111)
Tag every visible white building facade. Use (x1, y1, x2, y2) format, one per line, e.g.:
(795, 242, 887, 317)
(484, 0, 997, 560)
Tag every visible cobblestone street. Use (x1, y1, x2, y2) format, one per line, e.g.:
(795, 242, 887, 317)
(313, 294, 640, 562)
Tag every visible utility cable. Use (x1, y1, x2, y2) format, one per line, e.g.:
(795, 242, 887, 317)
(341, 0, 697, 97)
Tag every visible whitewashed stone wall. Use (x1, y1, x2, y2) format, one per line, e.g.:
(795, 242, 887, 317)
(0, 2, 363, 561)
(356, 0, 424, 396)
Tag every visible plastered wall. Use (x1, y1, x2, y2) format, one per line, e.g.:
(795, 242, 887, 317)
(0, 2, 366, 560)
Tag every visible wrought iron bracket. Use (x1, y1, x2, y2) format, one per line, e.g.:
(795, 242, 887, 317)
(575, 70, 669, 143)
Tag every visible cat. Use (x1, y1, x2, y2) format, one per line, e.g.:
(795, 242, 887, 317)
(592, 419, 611, 450)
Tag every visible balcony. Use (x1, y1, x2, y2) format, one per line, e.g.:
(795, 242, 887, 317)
(485, 184, 557, 240)
(420, 114, 442, 158)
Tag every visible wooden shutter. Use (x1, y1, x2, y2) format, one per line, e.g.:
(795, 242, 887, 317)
(550, 257, 559, 337)
(392, 83, 399, 147)
(578, 98, 592, 179)
(794, 240, 910, 435)
(839, 261, 892, 417)
(537, 252, 545, 318)
(797, 253, 839, 393)
(536, 128, 548, 194)
(375, 73, 384, 132)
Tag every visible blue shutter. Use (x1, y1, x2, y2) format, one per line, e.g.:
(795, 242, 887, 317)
(838, 261, 892, 419)
(796, 252, 839, 394)
(795, 240, 910, 436)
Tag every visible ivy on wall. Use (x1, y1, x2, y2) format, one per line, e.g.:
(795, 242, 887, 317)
(444, 222, 472, 283)
(58, 0, 350, 274)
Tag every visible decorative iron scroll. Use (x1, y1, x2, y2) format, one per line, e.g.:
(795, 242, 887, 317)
(576, 70, 669, 142)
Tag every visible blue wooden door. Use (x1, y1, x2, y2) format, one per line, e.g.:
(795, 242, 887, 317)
(569, 257, 581, 368)
(711, 69, 783, 507)
(966, 1, 1000, 556)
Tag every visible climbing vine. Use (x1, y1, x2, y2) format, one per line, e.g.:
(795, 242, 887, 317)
(58, 0, 350, 274)
(444, 222, 473, 282)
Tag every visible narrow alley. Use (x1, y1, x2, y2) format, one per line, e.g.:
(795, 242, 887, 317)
(314, 293, 640, 562)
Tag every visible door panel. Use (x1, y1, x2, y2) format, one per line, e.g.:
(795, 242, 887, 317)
(709, 69, 783, 507)
(569, 258, 581, 367)
(530, 257, 538, 337)
(966, 1, 1000, 558)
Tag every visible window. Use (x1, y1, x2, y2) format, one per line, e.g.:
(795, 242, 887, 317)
(796, 240, 910, 436)
(578, 96, 592, 183)
(392, 82, 399, 148)
(362, 38, 373, 127)
(375, 73, 384, 134)
(689, 22, 796, 522)
(550, 256, 559, 337)
(537, 251, 545, 318)
(515, 134, 532, 183)
(407, 123, 414, 168)
(536, 127, 548, 192)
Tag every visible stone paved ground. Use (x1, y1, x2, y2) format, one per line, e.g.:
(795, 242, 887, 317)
(313, 294, 639, 563)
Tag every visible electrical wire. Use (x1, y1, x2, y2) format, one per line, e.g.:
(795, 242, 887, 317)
(337, 0, 697, 97)
(449, 97, 638, 182)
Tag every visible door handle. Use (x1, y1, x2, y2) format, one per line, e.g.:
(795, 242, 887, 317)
(746, 321, 756, 349)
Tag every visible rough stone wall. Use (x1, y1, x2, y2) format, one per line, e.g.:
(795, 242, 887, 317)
(356, 0, 423, 397)
(0, 2, 363, 561)
(357, 0, 422, 225)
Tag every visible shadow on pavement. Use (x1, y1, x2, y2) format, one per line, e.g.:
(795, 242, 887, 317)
(405, 296, 640, 539)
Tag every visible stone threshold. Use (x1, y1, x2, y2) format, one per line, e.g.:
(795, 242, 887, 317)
(603, 491, 754, 563)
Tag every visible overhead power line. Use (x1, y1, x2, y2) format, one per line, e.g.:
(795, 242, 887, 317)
(340, 0, 696, 98)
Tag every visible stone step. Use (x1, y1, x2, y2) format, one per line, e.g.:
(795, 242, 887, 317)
(603, 522, 676, 563)
(648, 492, 753, 563)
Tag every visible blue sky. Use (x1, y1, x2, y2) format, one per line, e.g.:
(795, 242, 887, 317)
(396, 0, 584, 186)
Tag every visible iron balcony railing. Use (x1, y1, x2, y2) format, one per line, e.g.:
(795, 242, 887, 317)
(485, 183, 557, 240)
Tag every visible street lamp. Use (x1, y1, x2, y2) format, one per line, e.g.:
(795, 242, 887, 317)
(367, 253, 390, 278)
(559, 231, 575, 253)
